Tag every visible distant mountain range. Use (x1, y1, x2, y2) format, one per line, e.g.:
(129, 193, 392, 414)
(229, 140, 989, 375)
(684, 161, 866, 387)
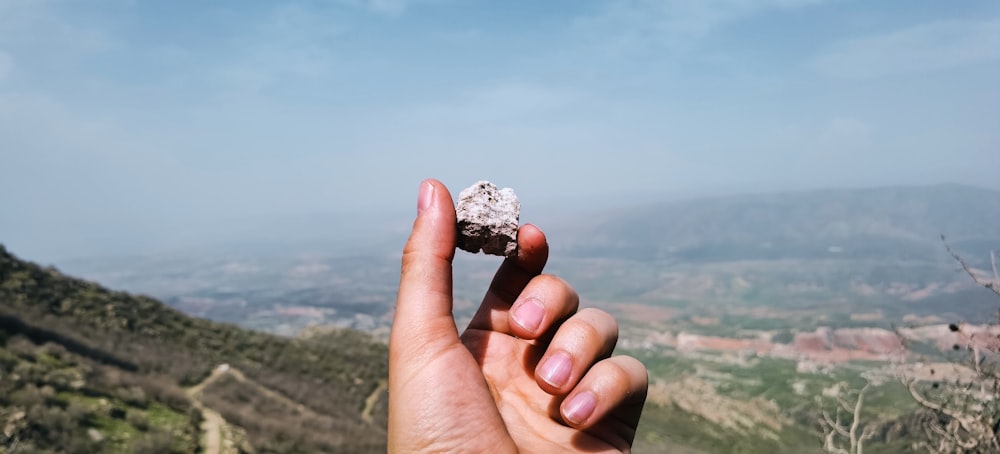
(554, 184, 1000, 263)
(44, 184, 1000, 339)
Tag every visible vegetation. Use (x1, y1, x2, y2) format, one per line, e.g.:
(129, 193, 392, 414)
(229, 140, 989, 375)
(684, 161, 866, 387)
(5, 186, 998, 453)
(811, 240, 1000, 454)
(898, 242, 1000, 453)
(0, 244, 388, 453)
(0, 334, 198, 453)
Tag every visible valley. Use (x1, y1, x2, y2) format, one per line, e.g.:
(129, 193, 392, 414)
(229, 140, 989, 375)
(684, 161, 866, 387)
(4, 184, 1000, 453)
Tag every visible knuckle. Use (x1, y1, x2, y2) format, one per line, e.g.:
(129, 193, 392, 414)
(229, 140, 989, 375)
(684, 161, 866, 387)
(579, 308, 619, 339)
(532, 273, 570, 292)
(597, 360, 633, 389)
(528, 274, 580, 308)
(582, 319, 605, 341)
(563, 316, 603, 344)
(400, 248, 419, 271)
(580, 307, 613, 322)
(606, 356, 648, 402)
(617, 356, 647, 375)
(619, 357, 648, 384)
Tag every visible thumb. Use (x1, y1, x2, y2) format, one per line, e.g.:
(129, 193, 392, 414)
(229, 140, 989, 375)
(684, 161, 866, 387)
(393, 179, 459, 351)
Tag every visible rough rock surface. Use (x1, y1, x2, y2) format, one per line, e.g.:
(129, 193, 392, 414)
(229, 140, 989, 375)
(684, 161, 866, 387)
(456, 181, 520, 257)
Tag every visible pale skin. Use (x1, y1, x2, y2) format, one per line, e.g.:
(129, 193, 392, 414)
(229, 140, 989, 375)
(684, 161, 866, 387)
(390, 179, 648, 453)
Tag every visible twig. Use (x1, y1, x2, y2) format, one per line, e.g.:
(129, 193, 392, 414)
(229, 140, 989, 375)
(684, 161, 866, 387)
(849, 384, 870, 454)
(943, 235, 1000, 296)
(905, 378, 994, 451)
(992, 249, 999, 289)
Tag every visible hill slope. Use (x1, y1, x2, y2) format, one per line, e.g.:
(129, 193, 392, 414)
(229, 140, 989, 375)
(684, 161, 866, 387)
(0, 244, 388, 453)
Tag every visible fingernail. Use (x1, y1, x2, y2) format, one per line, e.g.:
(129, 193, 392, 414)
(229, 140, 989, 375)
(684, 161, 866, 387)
(511, 298, 544, 333)
(563, 391, 597, 425)
(538, 351, 572, 388)
(417, 180, 434, 215)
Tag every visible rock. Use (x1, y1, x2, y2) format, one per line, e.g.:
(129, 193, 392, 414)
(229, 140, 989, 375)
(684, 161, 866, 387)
(87, 428, 105, 442)
(456, 181, 520, 257)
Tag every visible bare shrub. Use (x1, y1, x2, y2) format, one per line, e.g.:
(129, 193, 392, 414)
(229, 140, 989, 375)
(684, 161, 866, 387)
(901, 239, 1000, 453)
(817, 382, 878, 454)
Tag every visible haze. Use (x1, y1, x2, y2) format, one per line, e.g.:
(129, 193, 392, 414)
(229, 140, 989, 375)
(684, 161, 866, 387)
(2, 0, 998, 261)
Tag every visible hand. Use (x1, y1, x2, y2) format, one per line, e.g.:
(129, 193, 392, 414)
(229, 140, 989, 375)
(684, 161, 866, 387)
(389, 179, 647, 453)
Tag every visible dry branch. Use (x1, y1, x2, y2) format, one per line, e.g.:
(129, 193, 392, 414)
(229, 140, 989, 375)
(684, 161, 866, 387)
(819, 383, 875, 454)
(942, 235, 1000, 297)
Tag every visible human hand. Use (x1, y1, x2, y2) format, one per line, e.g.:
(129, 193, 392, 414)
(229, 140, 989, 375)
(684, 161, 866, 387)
(389, 179, 647, 453)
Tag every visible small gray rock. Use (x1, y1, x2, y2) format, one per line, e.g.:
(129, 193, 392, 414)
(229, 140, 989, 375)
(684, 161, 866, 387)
(456, 181, 520, 257)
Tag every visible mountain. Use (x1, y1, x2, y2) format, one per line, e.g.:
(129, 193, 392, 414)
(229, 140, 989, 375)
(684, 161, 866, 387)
(0, 245, 388, 453)
(556, 184, 1000, 263)
(44, 184, 1000, 347)
(7, 184, 996, 453)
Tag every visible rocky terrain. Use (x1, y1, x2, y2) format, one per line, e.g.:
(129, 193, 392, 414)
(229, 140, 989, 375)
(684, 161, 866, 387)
(13, 184, 999, 453)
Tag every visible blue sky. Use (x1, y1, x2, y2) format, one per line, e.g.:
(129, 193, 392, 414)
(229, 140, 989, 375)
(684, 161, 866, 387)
(2, 0, 999, 260)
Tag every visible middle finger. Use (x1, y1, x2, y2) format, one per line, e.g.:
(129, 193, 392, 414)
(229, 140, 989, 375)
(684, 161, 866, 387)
(534, 308, 619, 395)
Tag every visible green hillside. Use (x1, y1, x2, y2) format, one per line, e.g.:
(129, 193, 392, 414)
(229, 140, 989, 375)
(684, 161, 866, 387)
(0, 245, 388, 453)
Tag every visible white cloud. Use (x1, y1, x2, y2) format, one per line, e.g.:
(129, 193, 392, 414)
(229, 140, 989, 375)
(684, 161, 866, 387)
(822, 117, 872, 140)
(812, 19, 1000, 79)
(208, 4, 347, 93)
(0, 0, 113, 57)
(577, 0, 834, 55)
(405, 83, 578, 127)
(0, 92, 179, 181)
(332, 0, 427, 15)
(213, 46, 336, 93)
(366, 0, 410, 15)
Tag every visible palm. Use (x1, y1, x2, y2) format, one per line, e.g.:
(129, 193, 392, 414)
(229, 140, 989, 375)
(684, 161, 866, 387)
(460, 329, 625, 453)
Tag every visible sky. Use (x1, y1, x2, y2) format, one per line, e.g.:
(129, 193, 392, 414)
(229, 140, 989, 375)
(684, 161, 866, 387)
(1, 0, 999, 261)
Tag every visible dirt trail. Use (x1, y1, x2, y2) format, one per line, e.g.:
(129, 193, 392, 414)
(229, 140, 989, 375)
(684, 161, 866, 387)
(187, 363, 383, 453)
(361, 379, 387, 424)
(187, 364, 236, 454)
(220, 367, 325, 420)
(197, 407, 227, 454)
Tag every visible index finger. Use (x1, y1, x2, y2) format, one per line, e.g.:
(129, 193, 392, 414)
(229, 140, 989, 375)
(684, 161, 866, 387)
(464, 224, 549, 334)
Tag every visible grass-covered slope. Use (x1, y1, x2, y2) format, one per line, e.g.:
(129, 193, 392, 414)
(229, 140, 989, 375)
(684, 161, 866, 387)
(0, 244, 388, 453)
